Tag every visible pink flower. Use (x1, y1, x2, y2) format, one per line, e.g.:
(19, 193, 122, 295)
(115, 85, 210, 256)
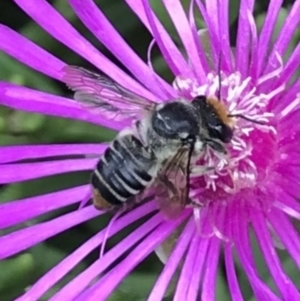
(0, 0, 299, 300)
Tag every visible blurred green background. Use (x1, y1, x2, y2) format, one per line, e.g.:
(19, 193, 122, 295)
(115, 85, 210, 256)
(0, 0, 299, 300)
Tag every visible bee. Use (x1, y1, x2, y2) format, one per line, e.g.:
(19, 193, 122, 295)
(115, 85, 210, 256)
(62, 66, 236, 216)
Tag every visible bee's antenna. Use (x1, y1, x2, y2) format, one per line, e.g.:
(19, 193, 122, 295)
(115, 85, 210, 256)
(227, 114, 267, 125)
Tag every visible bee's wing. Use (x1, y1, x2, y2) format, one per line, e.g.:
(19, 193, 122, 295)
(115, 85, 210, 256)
(62, 66, 155, 120)
(155, 147, 192, 219)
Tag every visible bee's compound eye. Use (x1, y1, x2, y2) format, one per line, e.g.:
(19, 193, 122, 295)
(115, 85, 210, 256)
(220, 124, 233, 143)
(208, 123, 233, 143)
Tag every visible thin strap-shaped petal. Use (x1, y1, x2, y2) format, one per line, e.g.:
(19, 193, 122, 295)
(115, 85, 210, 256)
(235, 0, 255, 78)
(232, 201, 282, 301)
(161, 0, 206, 80)
(205, 0, 219, 33)
(264, 0, 300, 74)
(0, 144, 106, 164)
(78, 212, 189, 301)
(147, 218, 195, 301)
(68, 0, 173, 99)
(254, 0, 284, 77)
(200, 0, 232, 71)
(52, 210, 163, 301)
(0, 82, 127, 130)
(223, 203, 243, 301)
(17, 201, 156, 301)
(0, 158, 97, 183)
(126, 0, 192, 78)
(268, 180, 300, 219)
(251, 209, 300, 300)
(0, 185, 89, 229)
(14, 0, 154, 99)
(267, 209, 300, 268)
(200, 237, 221, 301)
(224, 245, 244, 301)
(277, 106, 300, 134)
(0, 25, 65, 80)
(273, 43, 300, 87)
(272, 80, 300, 116)
(188, 2, 210, 75)
(194, 0, 219, 70)
(216, 0, 232, 72)
(247, 8, 258, 79)
(173, 230, 203, 301)
(0, 205, 101, 259)
(186, 236, 210, 300)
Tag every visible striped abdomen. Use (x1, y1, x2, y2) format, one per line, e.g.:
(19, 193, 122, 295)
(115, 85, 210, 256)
(91, 134, 157, 209)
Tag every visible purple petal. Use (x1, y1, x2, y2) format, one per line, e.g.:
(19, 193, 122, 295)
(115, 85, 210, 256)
(264, 0, 300, 74)
(188, 3, 210, 75)
(52, 210, 162, 301)
(173, 212, 210, 301)
(247, 9, 258, 79)
(0, 205, 101, 259)
(14, 0, 154, 99)
(127, 0, 192, 78)
(278, 106, 300, 132)
(232, 202, 282, 301)
(161, 0, 206, 80)
(0, 185, 89, 229)
(199, 203, 226, 300)
(79, 212, 189, 301)
(200, 238, 221, 301)
(186, 237, 210, 301)
(272, 80, 300, 115)
(224, 244, 243, 301)
(0, 82, 127, 130)
(173, 236, 200, 301)
(269, 180, 300, 218)
(147, 218, 196, 301)
(17, 201, 156, 301)
(216, 0, 232, 72)
(251, 209, 300, 300)
(0, 158, 97, 183)
(68, 0, 173, 99)
(194, 0, 219, 69)
(267, 209, 300, 268)
(204, 0, 219, 32)
(274, 43, 300, 87)
(254, 0, 284, 77)
(235, 0, 255, 78)
(0, 144, 106, 164)
(0, 25, 65, 80)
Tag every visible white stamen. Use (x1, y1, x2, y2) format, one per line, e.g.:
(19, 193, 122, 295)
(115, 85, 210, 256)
(173, 67, 281, 197)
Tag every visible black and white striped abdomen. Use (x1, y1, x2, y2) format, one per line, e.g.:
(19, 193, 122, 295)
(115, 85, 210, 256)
(91, 134, 157, 208)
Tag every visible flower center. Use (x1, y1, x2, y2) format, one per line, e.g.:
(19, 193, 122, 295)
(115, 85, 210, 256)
(173, 72, 282, 203)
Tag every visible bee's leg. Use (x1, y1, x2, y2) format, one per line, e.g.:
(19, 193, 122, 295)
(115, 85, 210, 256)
(190, 166, 214, 177)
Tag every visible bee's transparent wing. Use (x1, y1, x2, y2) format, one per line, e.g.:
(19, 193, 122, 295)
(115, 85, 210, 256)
(62, 66, 155, 120)
(155, 147, 192, 219)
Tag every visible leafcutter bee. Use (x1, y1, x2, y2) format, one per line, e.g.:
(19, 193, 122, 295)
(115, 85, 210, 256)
(62, 66, 236, 217)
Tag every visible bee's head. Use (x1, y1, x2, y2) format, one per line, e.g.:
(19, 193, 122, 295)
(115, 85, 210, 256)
(191, 96, 234, 152)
